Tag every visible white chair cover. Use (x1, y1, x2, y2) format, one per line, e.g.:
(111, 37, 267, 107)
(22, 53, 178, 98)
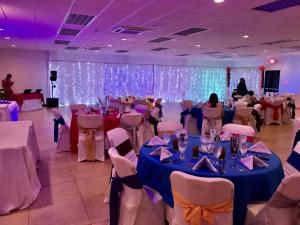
(157, 121, 183, 137)
(233, 107, 253, 125)
(283, 141, 300, 177)
(235, 101, 248, 108)
(51, 108, 70, 152)
(169, 171, 234, 225)
(222, 123, 255, 137)
(202, 107, 223, 135)
(247, 174, 300, 225)
(77, 114, 104, 162)
(180, 100, 199, 135)
(108, 148, 165, 225)
(263, 99, 284, 125)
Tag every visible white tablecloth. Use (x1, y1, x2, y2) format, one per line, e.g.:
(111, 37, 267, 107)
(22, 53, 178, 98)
(0, 101, 19, 121)
(0, 121, 40, 214)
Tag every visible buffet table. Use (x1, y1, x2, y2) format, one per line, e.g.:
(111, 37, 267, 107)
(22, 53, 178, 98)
(10, 93, 44, 111)
(0, 121, 40, 214)
(0, 101, 19, 121)
(137, 136, 284, 225)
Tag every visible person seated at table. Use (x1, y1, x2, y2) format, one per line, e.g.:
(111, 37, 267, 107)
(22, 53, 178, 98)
(247, 91, 258, 107)
(204, 93, 223, 109)
(237, 78, 248, 96)
(1, 74, 14, 99)
(148, 102, 163, 136)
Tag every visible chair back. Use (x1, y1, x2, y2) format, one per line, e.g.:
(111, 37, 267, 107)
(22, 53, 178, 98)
(222, 123, 255, 137)
(156, 98, 162, 105)
(202, 107, 222, 119)
(157, 121, 183, 137)
(107, 127, 130, 148)
(235, 101, 248, 108)
(120, 113, 143, 128)
(276, 174, 300, 200)
(70, 104, 87, 114)
(170, 171, 234, 225)
(234, 107, 253, 125)
(181, 100, 193, 111)
(253, 104, 262, 113)
(134, 99, 147, 105)
(78, 114, 103, 129)
(51, 108, 62, 120)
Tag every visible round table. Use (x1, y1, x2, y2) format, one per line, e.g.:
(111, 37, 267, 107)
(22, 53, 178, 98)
(137, 136, 284, 225)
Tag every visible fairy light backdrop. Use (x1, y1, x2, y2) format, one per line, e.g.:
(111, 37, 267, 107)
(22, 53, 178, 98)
(48, 61, 260, 105)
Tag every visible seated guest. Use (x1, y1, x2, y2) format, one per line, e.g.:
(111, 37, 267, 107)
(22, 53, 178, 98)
(1, 74, 14, 99)
(204, 93, 223, 109)
(148, 102, 163, 135)
(247, 90, 258, 107)
(237, 78, 248, 96)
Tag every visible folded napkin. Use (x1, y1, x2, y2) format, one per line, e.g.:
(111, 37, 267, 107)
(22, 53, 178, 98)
(248, 141, 272, 155)
(150, 146, 173, 161)
(148, 136, 165, 146)
(240, 155, 269, 170)
(0, 104, 8, 110)
(220, 132, 234, 141)
(192, 156, 218, 173)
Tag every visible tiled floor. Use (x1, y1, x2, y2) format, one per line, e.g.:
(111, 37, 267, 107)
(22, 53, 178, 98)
(0, 105, 297, 225)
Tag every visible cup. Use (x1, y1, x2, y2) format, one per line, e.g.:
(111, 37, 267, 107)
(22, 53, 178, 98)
(192, 146, 199, 159)
(172, 138, 179, 150)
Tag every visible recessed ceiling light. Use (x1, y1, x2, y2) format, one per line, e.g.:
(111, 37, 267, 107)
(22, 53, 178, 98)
(107, 44, 112, 47)
(121, 38, 127, 41)
(233, 53, 238, 56)
(214, 0, 225, 3)
(196, 44, 201, 47)
(95, 50, 99, 52)
(0, 28, 3, 31)
(243, 34, 250, 39)
(263, 49, 268, 53)
(4, 37, 10, 40)
(10, 44, 16, 47)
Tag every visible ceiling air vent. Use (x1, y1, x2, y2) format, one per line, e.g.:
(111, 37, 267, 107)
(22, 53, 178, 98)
(214, 55, 233, 59)
(228, 45, 251, 49)
(54, 40, 70, 45)
(66, 46, 80, 50)
(115, 50, 129, 53)
(253, 0, 300, 12)
(59, 28, 81, 36)
(151, 47, 169, 51)
(202, 51, 222, 55)
(173, 27, 208, 36)
(88, 47, 101, 51)
(65, 13, 94, 26)
(261, 39, 298, 45)
(148, 37, 173, 43)
(287, 46, 300, 50)
(176, 54, 191, 56)
(240, 54, 257, 57)
(112, 26, 151, 35)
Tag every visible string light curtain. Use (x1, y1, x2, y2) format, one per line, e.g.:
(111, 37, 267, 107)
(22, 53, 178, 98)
(154, 65, 226, 102)
(48, 61, 105, 105)
(104, 64, 153, 97)
(229, 67, 261, 96)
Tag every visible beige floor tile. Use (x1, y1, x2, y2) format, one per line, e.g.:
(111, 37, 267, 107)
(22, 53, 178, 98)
(30, 181, 81, 210)
(29, 200, 90, 225)
(82, 195, 109, 224)
(37, 167, 74, 186)
(0, 209, 28, 225)
(76, 176, 110, 199)
(70, 163, 111, 180)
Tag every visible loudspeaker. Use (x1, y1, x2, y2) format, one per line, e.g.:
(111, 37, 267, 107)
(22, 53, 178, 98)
(46, 98, 59, 108)
(264, 70, 280, 92)
(50, 71, 57, 81)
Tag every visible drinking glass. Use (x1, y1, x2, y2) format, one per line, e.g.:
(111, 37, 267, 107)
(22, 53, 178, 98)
(239, 143, 248, 158)
(178, 141, 187, 160)
(230, 136, 238, 168)
(239, 135, 247, 144)
(214, 146, 222, 165)
(163, 134, 171, 145)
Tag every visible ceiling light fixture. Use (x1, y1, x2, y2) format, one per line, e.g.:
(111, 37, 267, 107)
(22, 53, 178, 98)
(0, 28, 3, 31)
(243, 34, 250, 39)
(121, 38, 127, 41)
(214, 0, 225, 3)
(10, 44, 16, 47)
(4, 36, 10, 40)
(107, 44, 112, 47)
(196, 44, 201, 47)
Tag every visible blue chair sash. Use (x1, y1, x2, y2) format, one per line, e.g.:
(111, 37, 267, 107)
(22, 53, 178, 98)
(287, 151, 300, 172)
(53, 116, 65, 143)
(109, 174, 143, 225)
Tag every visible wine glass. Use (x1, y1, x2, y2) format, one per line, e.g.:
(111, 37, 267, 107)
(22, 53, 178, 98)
(239, 134, 247, 144)
(239, 143, 248, 158)
(214, 146, 222, 165)
(178, 141, 187, 160)
(163, 134, 171, 145)
(230, 136, 238, 168)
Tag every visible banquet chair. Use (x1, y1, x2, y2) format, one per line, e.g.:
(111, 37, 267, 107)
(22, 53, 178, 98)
(246, 174, 300, 225)
(157, 121, 183, 138)
(77, 114, 104, 162)
(283, 141, 300, 177)
(120, 113, 144, 152)
(51, 108, 70, 152)
(234, 101, 248, 108)
(108, 148, 165, 225)
(180, 100, 199, 135)
(233, 107, 253, 125)
(222, 123, 255, 140)
(108, 98, 121, 111)
(169, 171, 234, 225)
(201, 107, 223, 135)
(70, 104, 87, 115)
(262, 99, 284, 125)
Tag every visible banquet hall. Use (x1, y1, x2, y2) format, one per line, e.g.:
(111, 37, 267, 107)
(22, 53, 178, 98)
(1, 0, 300, 225)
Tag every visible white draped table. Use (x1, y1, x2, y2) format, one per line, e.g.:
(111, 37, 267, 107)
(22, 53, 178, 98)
(0, 101, 19, 121)
(0, 121, 40, 215)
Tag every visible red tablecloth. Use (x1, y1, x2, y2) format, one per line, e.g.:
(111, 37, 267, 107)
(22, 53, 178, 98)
(70, 112, 120, 154)
(10, 93, 44, 106)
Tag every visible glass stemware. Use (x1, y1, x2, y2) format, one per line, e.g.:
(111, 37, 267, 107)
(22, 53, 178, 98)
(163, 134, 171, 145)
(230, 136, 238, 168)
(239, 143, 248, 158)
(178, 141, 187, 160)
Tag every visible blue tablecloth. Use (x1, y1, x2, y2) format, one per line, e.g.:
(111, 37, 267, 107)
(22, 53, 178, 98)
(137, 136, 284, 225)
(190, 107, 235, 133)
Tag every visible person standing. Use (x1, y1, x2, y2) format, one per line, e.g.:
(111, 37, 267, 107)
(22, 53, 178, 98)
(237, 78, 248, 96)
(2, 74, 14, 99)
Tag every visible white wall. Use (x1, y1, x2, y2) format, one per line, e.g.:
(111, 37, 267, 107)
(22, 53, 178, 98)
(0, 48, 49, 96)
